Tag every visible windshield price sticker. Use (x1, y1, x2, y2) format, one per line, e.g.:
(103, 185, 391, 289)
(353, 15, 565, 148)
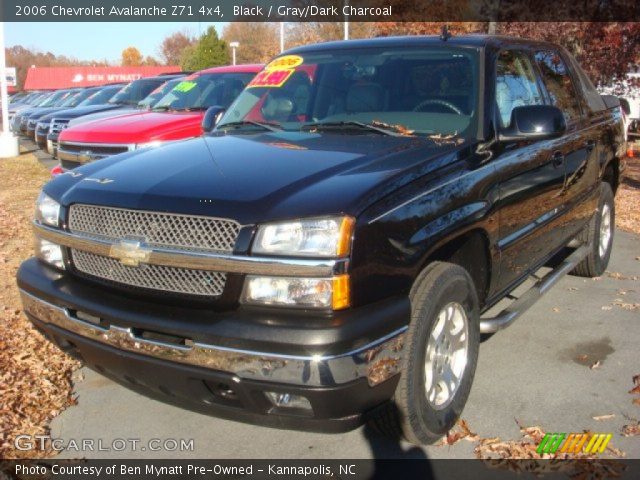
(173, 81, 197, 93)
(247, 55, 303, 88)
(247, 69, 294, 89)
(265, 55, 304, 71)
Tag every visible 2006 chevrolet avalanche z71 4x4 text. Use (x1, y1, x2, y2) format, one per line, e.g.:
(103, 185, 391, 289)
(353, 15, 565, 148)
(18, 35, 626, 444)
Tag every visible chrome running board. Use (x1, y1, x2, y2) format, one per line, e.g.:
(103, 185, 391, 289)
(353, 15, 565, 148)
(479, 245, 590, 334)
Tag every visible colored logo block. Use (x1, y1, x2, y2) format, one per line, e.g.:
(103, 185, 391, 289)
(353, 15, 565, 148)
(537, 433, 612, 455)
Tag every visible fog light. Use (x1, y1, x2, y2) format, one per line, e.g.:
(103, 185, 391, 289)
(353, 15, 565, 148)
(242, 275, 349, 310)
(265, 392, 312, 410)
(35, 237, 65, 269)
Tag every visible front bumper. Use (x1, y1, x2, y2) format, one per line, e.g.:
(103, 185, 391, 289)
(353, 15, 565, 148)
(18, 258, 408, 431)
(35, 131, 48, 149)
(47, 132, 58, 158)
(27, 124, 37, 139)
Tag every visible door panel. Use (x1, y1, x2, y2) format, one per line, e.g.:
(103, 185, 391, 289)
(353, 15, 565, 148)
(494, 138, 568, 289)
(492, 49, 568, 291)
(532, 49, 599, 243)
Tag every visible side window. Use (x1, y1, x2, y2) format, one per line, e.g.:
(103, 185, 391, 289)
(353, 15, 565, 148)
(534, 50, 582, 122)
(496, 50, 544, 128)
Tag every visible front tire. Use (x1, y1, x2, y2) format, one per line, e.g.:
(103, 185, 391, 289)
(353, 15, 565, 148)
(572, 182, 615, 278)
(371, 262, 480, 445)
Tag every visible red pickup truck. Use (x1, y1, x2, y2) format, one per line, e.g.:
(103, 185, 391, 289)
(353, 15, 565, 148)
(56, 64, 262, 170)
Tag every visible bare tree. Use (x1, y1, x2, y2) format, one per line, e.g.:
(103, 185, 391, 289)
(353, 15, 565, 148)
(159, 30, 196, 66)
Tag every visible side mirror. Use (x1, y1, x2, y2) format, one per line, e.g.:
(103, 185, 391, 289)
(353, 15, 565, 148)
(618, 97, 631, 116)
(202, 106, 226, 133)
(499, 105, 566, 143)
(601, 94, 621, 110)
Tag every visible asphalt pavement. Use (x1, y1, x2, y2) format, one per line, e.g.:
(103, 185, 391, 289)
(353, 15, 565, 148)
(43, 231, 640, 459)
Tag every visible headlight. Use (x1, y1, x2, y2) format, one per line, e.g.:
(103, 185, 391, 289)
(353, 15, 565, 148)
(253, 216, 354, 257)
(242, 275, 350, 310)
(35, 192, 60, 227)
(135, 140, 165, 150)
(35, 237, 65, 269)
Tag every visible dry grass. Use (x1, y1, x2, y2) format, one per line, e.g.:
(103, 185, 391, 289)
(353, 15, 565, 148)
(616, 152, 640, 235)
(0, 153, 80, 459)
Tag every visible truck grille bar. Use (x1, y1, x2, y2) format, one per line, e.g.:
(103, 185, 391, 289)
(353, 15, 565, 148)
(34, 222, 347, 278)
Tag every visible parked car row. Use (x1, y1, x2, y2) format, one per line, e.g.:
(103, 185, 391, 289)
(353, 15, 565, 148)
(7, 65, 263, 174)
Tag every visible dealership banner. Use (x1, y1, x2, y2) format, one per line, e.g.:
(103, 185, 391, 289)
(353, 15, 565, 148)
(1, 0, 639, 22)
(2, 459, 640, 479)
(22, 66, 182, 90)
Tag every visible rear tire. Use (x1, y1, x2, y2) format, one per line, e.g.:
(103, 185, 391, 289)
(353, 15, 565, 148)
(370, 262, 480, 445)
(572, 182, 614, 278)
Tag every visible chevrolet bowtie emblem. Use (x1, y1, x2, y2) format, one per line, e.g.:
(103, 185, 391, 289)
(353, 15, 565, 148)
(109, 240, 151, 267)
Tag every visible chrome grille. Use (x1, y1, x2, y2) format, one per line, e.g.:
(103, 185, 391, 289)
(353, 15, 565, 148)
(68, 204, 241, 253)
(50, 119, 69, 135)
(72, 250, 226, 297)
(59, 142, 130, 156)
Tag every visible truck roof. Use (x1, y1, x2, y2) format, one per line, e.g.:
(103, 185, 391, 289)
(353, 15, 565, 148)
(198, 64, 264, 75)
(285, 34, 563, 54)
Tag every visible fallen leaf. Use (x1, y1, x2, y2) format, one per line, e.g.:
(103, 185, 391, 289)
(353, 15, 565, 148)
(576, 354, 589, 362)
(552, 307, 560, 313)
(621, 422, 640, 437)
(633, 398, 640, 406)
(437, 419, 478, 446)
(592, 414, 615, 421)
(601, 305, 613, 311)
(607, 446, 626, 458)
(590, 360, 601, 370)
(629, 385, 640, 395)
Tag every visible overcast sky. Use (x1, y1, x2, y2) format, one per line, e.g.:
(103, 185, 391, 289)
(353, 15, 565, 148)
(6, 22, 227, 63)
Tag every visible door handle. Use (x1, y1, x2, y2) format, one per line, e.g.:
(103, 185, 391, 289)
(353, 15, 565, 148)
(585, 140, 596, 151)
(551, 151, 564, 167)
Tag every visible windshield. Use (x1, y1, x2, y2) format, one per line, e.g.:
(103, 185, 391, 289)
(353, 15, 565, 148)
(58, 89, 87, 107)
(152, 72, 255, 112)
(219, 47, 479, 138)
(138, 78, 183, 109)
(28, 93, 47, 105)
(108, 78, 165, 106)
(78, 85, 123, 106)
(38, 90, 71, 107)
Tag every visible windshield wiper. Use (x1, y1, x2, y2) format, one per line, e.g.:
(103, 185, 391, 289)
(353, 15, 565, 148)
(301, 121, 402, 137)
(183, 106, 209, 112)
(217, 120, 283, 132)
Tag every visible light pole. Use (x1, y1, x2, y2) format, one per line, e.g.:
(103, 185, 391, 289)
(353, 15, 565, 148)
(0, 21, 19, 158)
(229, 41, 239, 66)
(344, 1, 349, 40)
(280, 23, 285, 53)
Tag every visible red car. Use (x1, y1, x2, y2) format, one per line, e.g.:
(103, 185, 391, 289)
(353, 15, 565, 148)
(56, 64, 262, 170)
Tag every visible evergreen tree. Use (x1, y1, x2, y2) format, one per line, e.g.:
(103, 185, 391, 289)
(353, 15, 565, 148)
(180, 26, 229, 71)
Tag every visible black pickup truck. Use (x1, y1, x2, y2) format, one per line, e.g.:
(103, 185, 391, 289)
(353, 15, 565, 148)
(18, 35, 625, 444)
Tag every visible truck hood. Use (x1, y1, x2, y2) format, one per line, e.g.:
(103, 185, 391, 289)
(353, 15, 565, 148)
(26, 107, 64, 121)
(67, 107, 138, 128)
(48, 132, 468, 225)
(38, 104, 121, 123)
(9, 103, 33, 114)
(59, 111, 203, 144)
